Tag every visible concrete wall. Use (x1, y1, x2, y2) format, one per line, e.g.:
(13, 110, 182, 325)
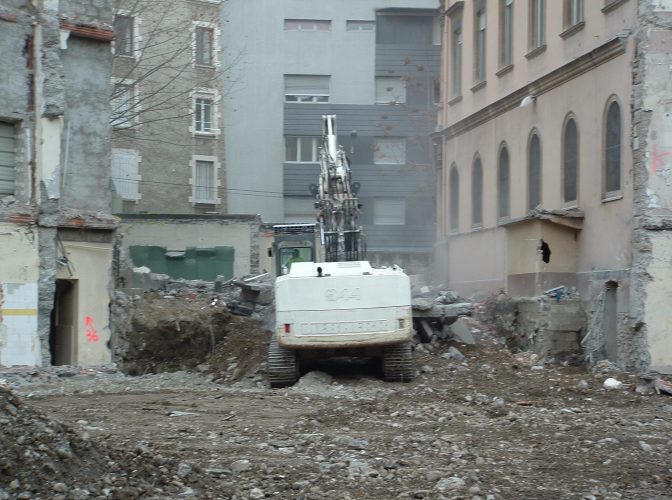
(631, 1, 672, 373)
(0, 0, 115, 367)
(0, 224, 40, 366)
(118, 214, 262, 279)
(56, 241, 113, 365)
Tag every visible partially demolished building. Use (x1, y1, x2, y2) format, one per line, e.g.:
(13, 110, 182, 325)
(0, 0, 115, 366)
(434, 0, 672, 373)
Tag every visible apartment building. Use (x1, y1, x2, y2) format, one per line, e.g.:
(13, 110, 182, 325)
(435, 0, 672, 372)
(111, 0, 225, 214)
(0, 0, 115, 366)
(221, 1, 440, 268)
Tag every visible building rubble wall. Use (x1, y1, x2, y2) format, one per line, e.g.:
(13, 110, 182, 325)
(631, 1, 672, 373)
(0, 0, 114, 367)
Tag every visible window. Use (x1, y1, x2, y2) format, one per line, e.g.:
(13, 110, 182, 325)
(528, 132, 542, 210)
(500, 0, 513, 67)
(529, 0, 545, 49)
(114, 14, 134, 56)
(475, 4, 487, 82)
(376, 14, 435, 45)
(373, 138, 406, 164)
(195, 26, 214, 66)
(346, 20, 375, 31)
(498, 145, 510, 219)
(563, 117, 578, 204)
(190, 157, 219, 204)
(0, 122, 16, 195)
(604, 100, 621, 196)
(111, 82, 135, 128)
(284, 75, 329, 103)
(375, 77, 406, 104)
(449, 164, 459, 232)
(192, 89, 219, 135)
(564, 0, 583, 28)
(472, 156, 483, 227)
(111, 149, 141, 201)
(451, 17, 463, 97)
(285, 137, 319, 163)
(284, 19, 331, 31)
(374, 198, 406, 225)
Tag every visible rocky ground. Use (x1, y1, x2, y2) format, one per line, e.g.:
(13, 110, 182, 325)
(2, 330, 672, 499)
(2, 289, 672, 499)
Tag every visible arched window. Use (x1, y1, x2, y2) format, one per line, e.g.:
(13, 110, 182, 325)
(563, 117, 578, 204)
(528, 132, 541, 211)
(449, 164, 459, 232)
(605, 100, 621, 195)
(472, 156, 483, 227)
(498, 145, 510, 219)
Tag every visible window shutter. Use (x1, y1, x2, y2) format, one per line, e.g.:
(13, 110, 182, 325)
(375, 77, 406, 104)
(284, 75, 329, 95)
(112, 150, 139, 200)
(0, 123, 15, 195)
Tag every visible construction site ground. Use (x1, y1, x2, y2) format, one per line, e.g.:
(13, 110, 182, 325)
(3, 334, 672, 499)
(0, 292, 670, 499)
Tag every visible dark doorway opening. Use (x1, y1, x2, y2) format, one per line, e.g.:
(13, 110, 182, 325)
(50, 279, 77, 365)
(604, 280, 619, 362)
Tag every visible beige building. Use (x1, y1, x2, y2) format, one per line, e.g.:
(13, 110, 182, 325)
(434, 0, 672, 372)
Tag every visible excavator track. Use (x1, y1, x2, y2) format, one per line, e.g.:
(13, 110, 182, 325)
(382, 342, 414, 382)
(267, 334, 299, 388)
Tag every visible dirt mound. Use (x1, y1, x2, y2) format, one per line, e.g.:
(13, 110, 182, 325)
(0, 386, 205, 499)
(113, 292, 271, 380)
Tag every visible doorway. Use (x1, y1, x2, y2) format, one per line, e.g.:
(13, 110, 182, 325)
(603, 280, 619, 362)
(50, 279, 78, 365)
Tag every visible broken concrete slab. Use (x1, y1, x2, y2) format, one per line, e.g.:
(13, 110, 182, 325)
(413, 303, 473, 319)
(449, 318, 475, 345)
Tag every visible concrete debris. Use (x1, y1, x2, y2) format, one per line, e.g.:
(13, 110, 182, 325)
(449, 318, 476, 345)
(442, 346, 466, 362)
(603, 378, 624, 390)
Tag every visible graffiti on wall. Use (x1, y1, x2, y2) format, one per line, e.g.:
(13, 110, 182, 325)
(84, 316, 100, 342)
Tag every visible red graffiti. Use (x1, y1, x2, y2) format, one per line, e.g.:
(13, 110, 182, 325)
(84, 316, 100, 342)
(652, 144, 670, 174)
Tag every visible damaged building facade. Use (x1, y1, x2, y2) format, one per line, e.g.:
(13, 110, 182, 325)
(0, 0, 115, 367)
(435, 0, 672, 373)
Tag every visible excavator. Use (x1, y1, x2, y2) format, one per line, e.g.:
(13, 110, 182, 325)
(268, 115, 413, 387)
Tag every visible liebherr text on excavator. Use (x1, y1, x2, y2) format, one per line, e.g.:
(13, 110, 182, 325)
(268, 115, 414, 387)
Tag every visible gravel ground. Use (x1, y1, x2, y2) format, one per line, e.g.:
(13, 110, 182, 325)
(2, 333, 672, 500)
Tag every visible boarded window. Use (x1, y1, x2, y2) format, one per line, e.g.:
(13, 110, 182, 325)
(374, 197, 406, 225)
(195, 27, 214, 65)
(472, 157, 483, 227)
(284, 75, 330, 103)
(530, 0, 545, 49)
(346, 20, 375, 31)
(374, 138, 406, 164)
(375, 76, 406, 104)
(528, 133, 542, 210)
(114, 15, 134, 56)
(0, 122, 16, 195)
(111, 149, 140, 200)
(450, 164, 459, 232)
(500, 0, 513, 66)
(284, 19, 331, 31)
(563, 118, 578, 203)
(605, 100, 621, 194)
(498, 146, 510, 218)
(194, 160, 216, 203)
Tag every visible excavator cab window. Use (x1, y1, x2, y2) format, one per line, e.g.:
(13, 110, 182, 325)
(278, 244, 312, 274)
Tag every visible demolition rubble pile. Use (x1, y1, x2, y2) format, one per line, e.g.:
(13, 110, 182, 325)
(0, 385, 218, 499)
(111, 273, 273, 382)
